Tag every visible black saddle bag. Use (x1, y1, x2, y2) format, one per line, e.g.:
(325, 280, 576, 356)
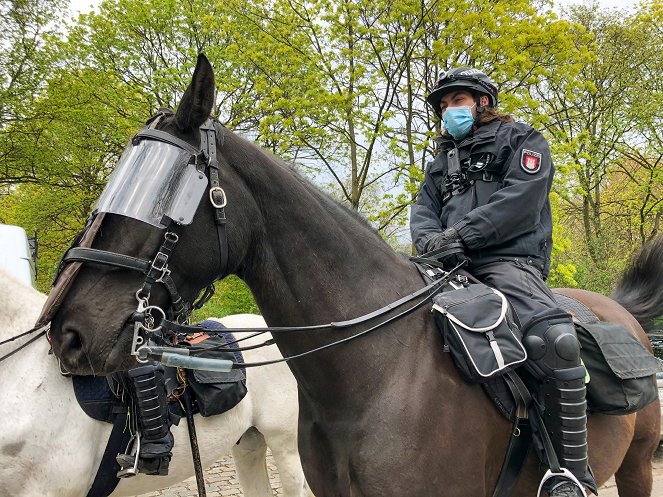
(577, 322, 661, 415)
(184, 333, 248, 417)
(432, 283, 527, 383)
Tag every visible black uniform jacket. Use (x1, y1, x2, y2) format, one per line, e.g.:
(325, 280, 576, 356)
(410, 119, 554, 277)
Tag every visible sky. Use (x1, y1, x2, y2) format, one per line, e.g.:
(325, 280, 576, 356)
(68, 0, 643, 16)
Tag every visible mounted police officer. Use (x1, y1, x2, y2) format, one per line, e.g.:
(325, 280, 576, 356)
(411, 67, 597, 497)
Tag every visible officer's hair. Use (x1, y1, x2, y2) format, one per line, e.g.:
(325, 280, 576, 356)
(478, 106, 514, 124)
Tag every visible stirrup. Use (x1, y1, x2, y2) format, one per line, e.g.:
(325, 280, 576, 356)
(536, 468, 589, 497)
(116, 433, 141, 478)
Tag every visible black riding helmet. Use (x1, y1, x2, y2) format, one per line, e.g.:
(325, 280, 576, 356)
(427, 67, 498, 118)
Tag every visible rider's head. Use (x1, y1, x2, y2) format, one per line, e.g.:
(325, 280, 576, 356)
(426, 67, 498, 120)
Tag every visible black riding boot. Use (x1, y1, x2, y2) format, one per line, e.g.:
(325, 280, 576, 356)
(124, 364, 174, 476)
(522, 310, 597, 496)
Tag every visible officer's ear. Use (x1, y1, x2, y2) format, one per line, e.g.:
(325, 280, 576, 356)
(479, 95, 489, 107)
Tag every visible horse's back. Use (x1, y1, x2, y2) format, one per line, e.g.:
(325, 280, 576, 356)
(555, 287, 649, 344)
(209, 315, 300, 432)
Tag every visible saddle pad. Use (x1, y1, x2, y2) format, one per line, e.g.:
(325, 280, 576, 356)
(72, 375, 118, 423)
(553, 292, 599, 324)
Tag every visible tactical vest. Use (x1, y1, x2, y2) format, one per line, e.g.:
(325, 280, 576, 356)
(439, 147, 503, 206)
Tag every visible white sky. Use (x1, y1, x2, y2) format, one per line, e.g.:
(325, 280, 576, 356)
(68, 0, 642, 16)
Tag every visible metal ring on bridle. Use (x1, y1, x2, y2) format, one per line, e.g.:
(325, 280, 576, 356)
(141, 305, 166, 331)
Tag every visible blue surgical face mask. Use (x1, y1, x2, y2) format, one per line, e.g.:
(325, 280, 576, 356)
(442, 104, 476, 140)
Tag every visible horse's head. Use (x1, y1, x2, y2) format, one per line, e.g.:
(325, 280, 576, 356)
(46, 54, 258, 374)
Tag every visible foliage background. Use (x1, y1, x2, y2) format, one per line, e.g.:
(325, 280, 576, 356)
(0, 0, 660, 317)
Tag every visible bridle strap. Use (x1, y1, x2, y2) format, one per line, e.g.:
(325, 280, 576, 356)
(64, 247, 151, 273)
(63, 243, 190, 320)
(200, 120, 228, 278)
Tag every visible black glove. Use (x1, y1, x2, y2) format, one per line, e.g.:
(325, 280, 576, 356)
(423, 227, 471, 268)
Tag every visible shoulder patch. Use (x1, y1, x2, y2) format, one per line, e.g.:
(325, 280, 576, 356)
(520, 149, 542, 174)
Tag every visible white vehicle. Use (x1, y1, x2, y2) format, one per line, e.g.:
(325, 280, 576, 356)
(0, 224, 37, 287)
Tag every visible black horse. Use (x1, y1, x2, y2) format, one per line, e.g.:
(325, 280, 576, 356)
(45, 55, 662, 497)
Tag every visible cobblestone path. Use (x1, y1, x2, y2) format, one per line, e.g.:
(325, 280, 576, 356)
(136, 451, 282, 497)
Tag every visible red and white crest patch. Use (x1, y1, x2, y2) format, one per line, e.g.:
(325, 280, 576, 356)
(520, 149, 542, 174)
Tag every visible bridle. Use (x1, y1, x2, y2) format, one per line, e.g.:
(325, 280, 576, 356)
(50, 109, 230, 361)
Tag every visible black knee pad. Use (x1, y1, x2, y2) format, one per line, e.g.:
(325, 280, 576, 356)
(522, 309, 583, 380)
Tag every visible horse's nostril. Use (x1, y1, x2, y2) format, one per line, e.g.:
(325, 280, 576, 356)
(61, 328, 85, 356)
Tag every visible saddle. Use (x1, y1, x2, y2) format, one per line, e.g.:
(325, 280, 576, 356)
(422, 267, 661, 497)
(417, 265, 661, 420)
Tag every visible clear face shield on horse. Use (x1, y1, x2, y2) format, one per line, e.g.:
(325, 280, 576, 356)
(36, 118, 229, 368)
(96, 133, 208, 229)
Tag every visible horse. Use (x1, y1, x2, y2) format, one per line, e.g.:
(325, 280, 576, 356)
(45, 54, 662, 497)
(0, 267, 313, 497)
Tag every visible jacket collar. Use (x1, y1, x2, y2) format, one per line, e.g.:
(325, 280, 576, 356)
(436, 120, 501, 150)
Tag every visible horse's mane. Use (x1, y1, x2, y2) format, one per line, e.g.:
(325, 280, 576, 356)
(0, 267, 46, 339)
(225, 128, 391, 250)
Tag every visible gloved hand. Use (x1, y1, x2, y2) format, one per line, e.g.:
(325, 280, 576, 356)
(424, 227, 471, 268)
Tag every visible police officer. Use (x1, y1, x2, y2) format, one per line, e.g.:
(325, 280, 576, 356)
(411, 67, 596, 497)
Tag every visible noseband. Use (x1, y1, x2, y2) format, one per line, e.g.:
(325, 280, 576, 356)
(52, 110, 229, 359)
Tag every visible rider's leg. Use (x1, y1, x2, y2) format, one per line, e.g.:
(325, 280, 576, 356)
(125, 364, 174, 475)
(472, 261, 596, 495)
(522, 310, 596, 496)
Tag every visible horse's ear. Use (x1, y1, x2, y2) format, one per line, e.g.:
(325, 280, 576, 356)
(174, 53, 215, 131)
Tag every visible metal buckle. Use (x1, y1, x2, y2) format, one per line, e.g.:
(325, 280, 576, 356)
(151, 252, 168, 271)
(209, 186, 227, 208)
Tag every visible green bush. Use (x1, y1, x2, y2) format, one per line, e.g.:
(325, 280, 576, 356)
(191, 275, 260, 321)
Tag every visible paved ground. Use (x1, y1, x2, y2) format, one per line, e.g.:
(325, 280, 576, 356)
(137, 448, 663, 497)
(138, 451, 283, 497)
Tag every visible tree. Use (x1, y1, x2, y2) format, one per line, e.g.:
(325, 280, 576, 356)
(540, 2, 662, 292)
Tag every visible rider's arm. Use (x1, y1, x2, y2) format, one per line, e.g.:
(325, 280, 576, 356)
(410, 165, 445, 255)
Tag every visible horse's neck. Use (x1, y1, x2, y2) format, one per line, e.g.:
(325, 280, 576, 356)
(233, 149, 417, 323)
(228, 140, 425, 399)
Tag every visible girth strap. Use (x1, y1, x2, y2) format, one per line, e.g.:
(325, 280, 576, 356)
(86, 407, 132, 497)
(491, 372, 533, 497)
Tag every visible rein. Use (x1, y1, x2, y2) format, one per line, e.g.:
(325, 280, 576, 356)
(0, 326, 47, 363)
(142, 265, 460, 370)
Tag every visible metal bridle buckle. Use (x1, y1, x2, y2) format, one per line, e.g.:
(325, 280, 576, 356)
(209, 186, 227, 208)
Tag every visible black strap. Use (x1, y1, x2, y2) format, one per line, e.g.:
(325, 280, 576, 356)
(64, 247, 151, 273)
(200, 120, 228, 278)
(0, 330, 46, 363)
(159, 267, 456, 337)
(491, 418, 532, 497)
(86, 408, 132, 497)
(490, 372, 534, 497)
(181, 391, 207, 497)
